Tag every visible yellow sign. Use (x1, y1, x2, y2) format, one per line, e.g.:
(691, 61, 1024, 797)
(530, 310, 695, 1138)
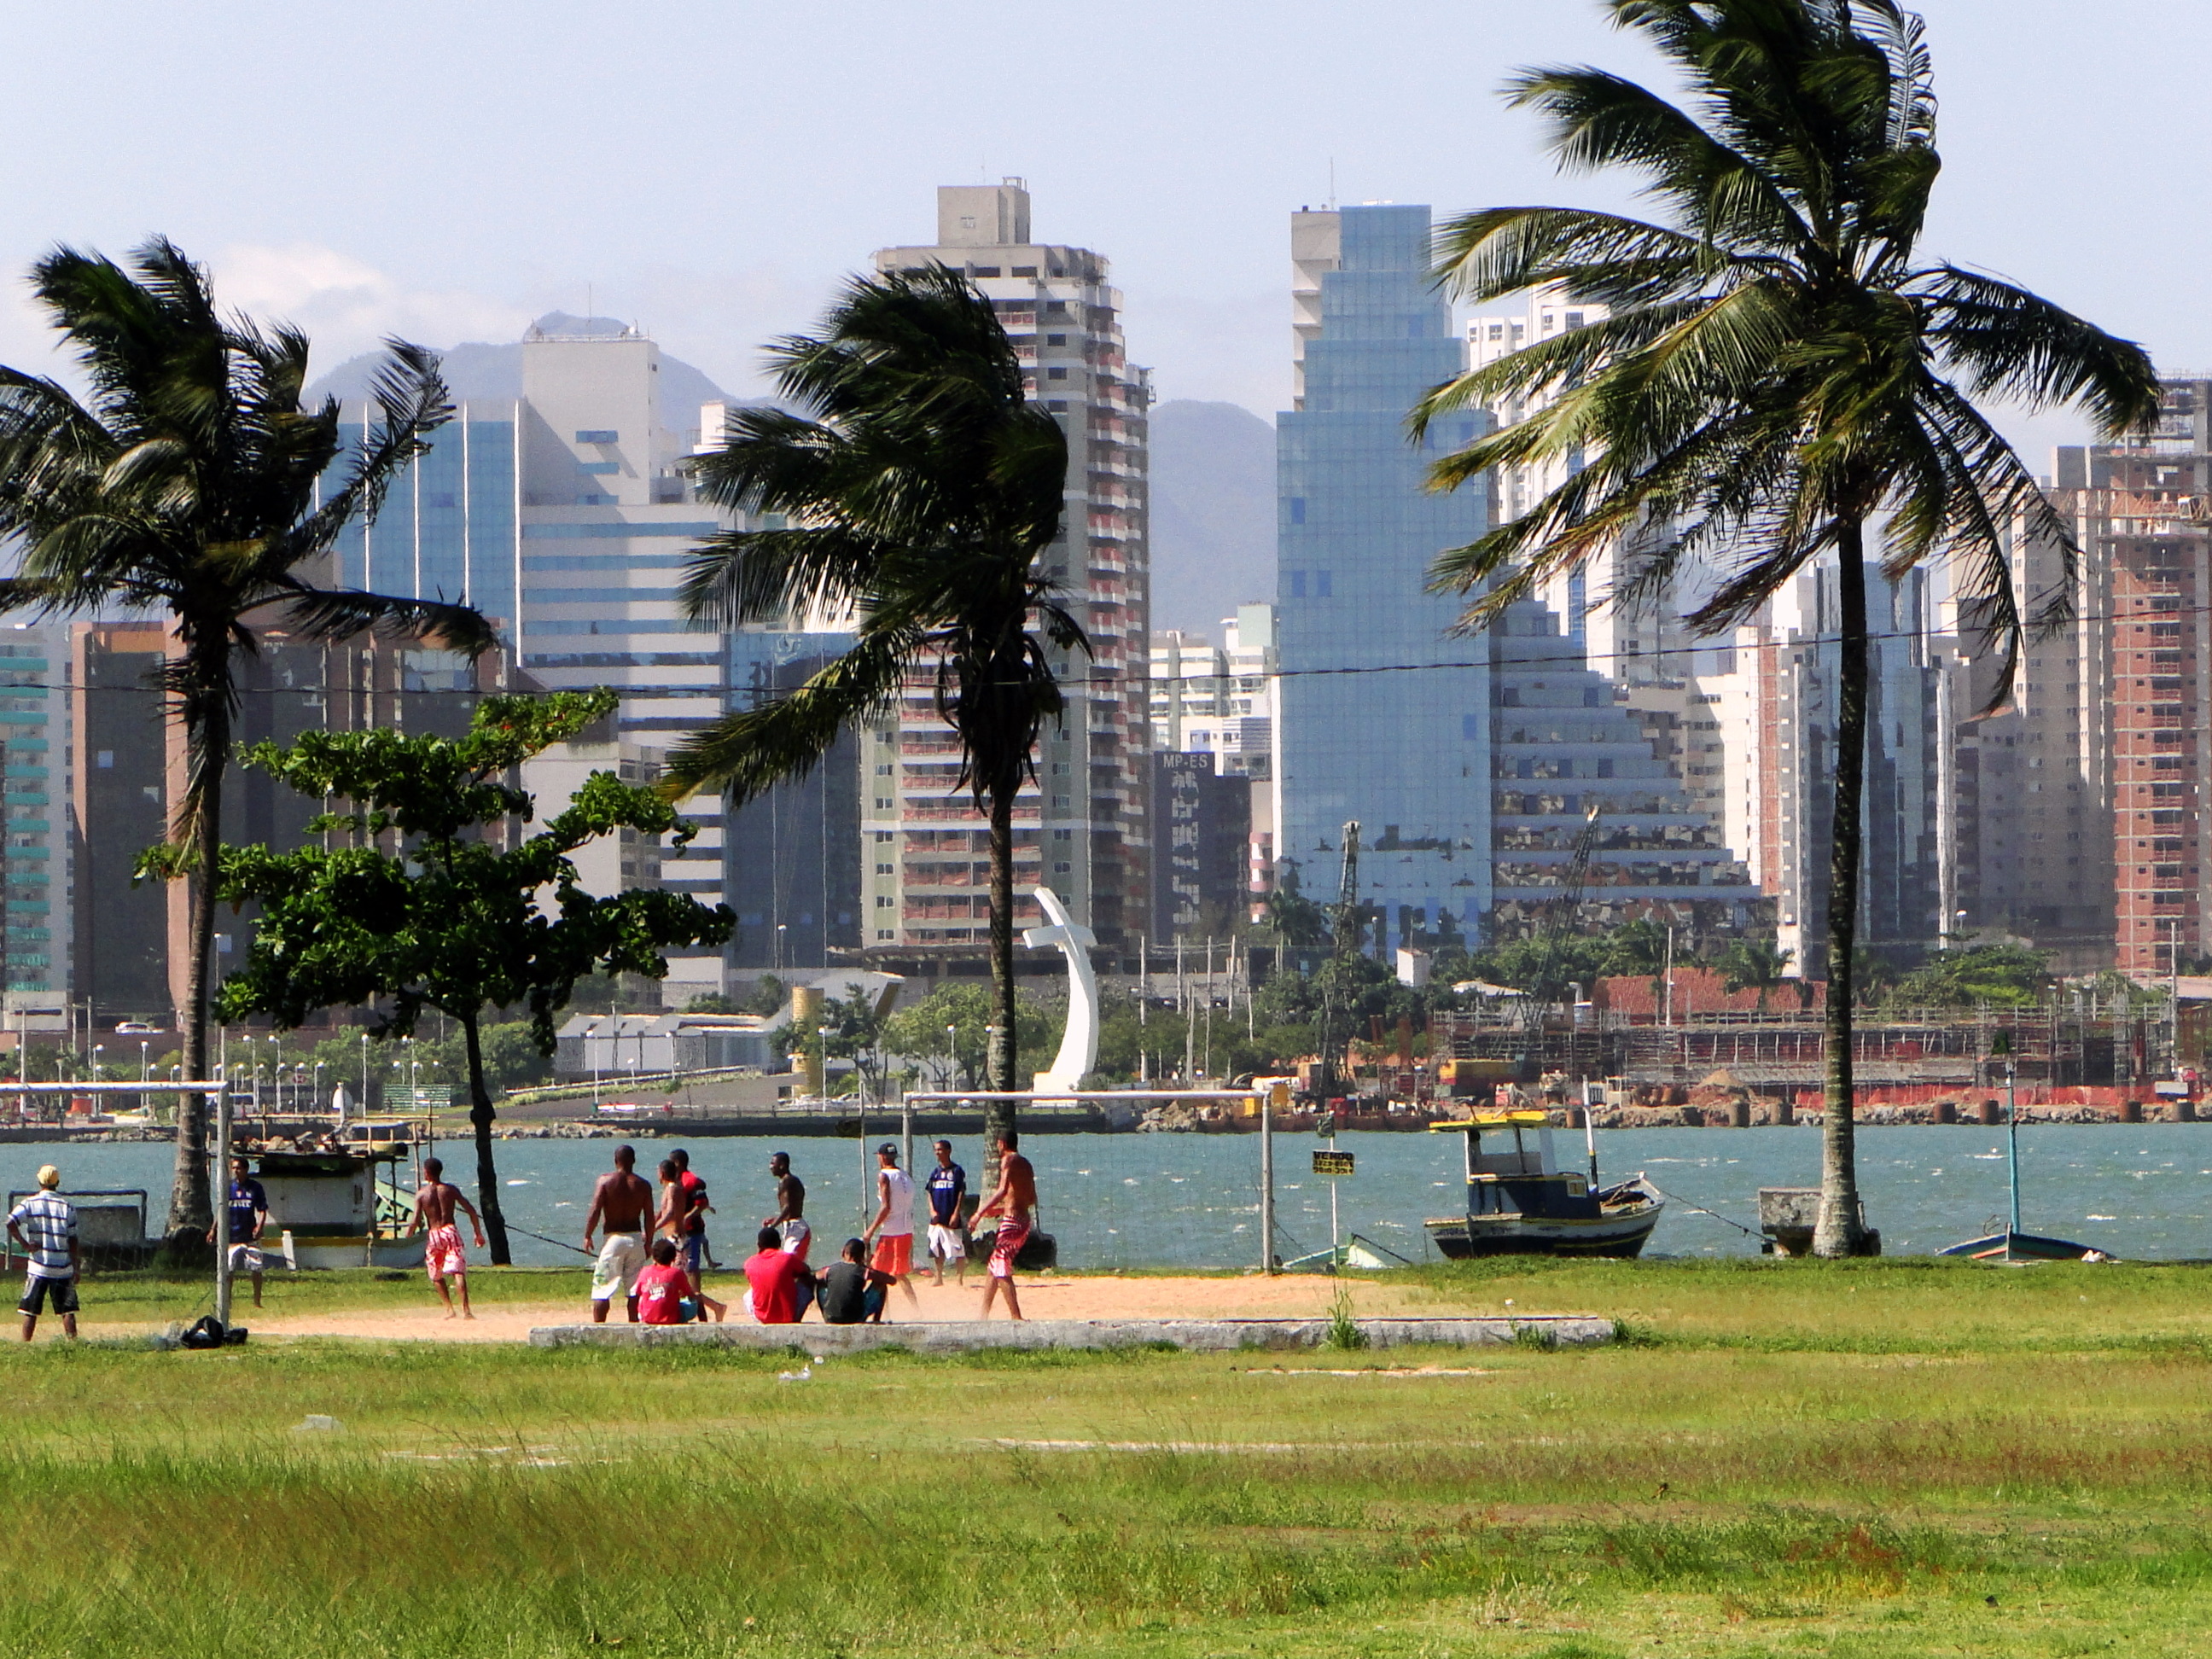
(1312, 1150, 1355, 1176)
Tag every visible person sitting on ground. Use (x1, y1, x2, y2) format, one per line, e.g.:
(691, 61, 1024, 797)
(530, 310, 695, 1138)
(635, 1238, 704, 1325)
(817, 1237, 896, 1326)
(743, 1224, 818, 1324)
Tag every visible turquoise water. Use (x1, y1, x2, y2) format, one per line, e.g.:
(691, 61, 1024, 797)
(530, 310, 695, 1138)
(18, 1125, 2212, 1270)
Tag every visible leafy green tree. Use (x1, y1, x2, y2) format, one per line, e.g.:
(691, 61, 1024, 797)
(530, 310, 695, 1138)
(683, 992, 739, 1016)
(0, 238, 492, 1247)
(1414, 1, 2156, 1254)
(1889, 944, 2050, 1010)
(211, 691, 731, 1262)
(880, 983, 1062, 1091)
(739, 975, 789, 1018)
(662, 267, 1077, 1155)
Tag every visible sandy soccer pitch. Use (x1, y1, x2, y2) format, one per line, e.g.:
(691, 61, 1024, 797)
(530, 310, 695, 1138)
(224, 1270, 1444, 1342)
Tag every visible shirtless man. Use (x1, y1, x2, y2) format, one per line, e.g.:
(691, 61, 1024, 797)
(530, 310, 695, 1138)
(765, 1150, 811, 1261)
(970, 1130, 1035, 1322)
(408, 1158, 486, 1320)
(583, 1144, 655, 1324)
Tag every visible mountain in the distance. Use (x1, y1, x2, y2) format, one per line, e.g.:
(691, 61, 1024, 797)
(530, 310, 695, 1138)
(305, 313, 738, 442)
(1146, 399, 1275, 640)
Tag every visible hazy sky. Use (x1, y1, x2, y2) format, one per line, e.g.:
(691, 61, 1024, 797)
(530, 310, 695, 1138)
(0, 0, 2199, 463)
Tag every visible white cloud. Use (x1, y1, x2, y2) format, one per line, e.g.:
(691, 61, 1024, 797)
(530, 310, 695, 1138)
(211, 243, 527, 366)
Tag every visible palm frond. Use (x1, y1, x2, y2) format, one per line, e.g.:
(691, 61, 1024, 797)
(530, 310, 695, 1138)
(1920, 266, 2160, 439)
(661, 630, 914, 802)
(276, 585, 498, 657)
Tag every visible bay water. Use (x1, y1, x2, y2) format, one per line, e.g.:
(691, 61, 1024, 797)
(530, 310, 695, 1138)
(17, 1123, 2212, 1269)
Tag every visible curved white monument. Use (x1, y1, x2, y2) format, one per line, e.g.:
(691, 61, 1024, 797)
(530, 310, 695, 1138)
(1022, 884, 1097, 1093)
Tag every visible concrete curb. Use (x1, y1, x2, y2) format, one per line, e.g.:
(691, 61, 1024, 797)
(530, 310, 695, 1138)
(526, 1314, 1615, 1353)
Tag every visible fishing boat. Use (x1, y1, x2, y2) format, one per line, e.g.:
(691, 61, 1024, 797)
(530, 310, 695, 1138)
(1936, 1066, 2106, 1264)
(1423, 1109, 1663, 1259)
(242, 1117, 434, 1269)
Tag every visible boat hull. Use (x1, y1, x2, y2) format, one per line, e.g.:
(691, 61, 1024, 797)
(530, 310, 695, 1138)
(1936, 1231, 2106, 1262)
(286, 1235, 427, 1271)
(1424, 1200, 1663, 1260)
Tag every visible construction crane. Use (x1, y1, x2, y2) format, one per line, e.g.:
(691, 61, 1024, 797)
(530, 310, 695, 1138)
(1332, 818, 1364, 958)
(1521, 804, 1604, 1041)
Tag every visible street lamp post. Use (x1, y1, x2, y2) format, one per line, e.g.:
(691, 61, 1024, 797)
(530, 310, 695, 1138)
(946, 1023, 958, 1091)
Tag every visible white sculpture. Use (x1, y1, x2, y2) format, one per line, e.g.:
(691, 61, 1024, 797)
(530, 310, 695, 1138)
(1022, 884, 1097, 1094)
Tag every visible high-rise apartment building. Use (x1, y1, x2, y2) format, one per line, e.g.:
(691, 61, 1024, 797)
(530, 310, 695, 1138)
(326, 323, 740, 999)
(1696, 566, 1943, 969)
(1147, 604, 1278, 780)
(2047, 385, 2212, 974)
(1467, 286, 1700, 679)
(1276, 203, 1494, 949)
(71, 620, 516, 1024)
(1924, 381, 2212, 977)
(867, 182, 1150, 958)
(721, 627, 864, 970)
(0, 621, 69, 999)
(1488, 599, 1756, 941)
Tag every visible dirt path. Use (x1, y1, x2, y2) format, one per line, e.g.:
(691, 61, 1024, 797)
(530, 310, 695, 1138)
(90, 1272, 1473, 1344)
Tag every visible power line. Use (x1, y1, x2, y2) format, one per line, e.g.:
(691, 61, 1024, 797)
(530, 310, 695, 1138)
(0, 589, 2201, 699)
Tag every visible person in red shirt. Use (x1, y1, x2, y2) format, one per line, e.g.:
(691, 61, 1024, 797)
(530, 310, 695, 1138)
(743, 1225, 818, 1324)
(634, 1239, 696, 1325)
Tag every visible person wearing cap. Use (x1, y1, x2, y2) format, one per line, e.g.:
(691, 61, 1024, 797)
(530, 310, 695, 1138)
(6, 1166, 78, 1341)
(862, 1142, 920, 1316)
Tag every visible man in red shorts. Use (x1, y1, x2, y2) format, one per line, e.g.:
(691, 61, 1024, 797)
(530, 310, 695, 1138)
(862, 1143, 920, 1318)
(969, 1129, 1035, 1321)
(407, 1157, 486, 1320)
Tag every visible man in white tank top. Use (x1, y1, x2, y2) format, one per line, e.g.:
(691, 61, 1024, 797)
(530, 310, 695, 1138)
(864, 1143, 921, 1315)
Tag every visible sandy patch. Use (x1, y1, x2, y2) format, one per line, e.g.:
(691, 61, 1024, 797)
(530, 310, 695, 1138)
(70, 1272, 1486, 1344)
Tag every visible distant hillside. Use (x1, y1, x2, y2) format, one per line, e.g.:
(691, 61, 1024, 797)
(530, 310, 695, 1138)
(306, 312, 737, 444)
(1147, 399, 1275, 639)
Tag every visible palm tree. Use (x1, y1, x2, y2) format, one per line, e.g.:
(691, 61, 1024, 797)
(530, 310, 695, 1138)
(0, 238, 493, 1249)
(1719, 934, 1795, 1012)
(1413, 0, 2157, 1254)
(663, 265, 1079, 1151)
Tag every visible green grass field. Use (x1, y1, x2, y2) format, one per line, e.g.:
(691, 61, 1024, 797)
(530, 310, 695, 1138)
(12, 1258, 2212, 1656)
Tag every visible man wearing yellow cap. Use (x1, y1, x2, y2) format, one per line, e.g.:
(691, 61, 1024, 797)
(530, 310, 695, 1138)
(6, 1166, 78, 1340)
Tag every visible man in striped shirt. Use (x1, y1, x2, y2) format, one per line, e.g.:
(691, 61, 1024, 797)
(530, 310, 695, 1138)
(6, 1165, 78, 1341)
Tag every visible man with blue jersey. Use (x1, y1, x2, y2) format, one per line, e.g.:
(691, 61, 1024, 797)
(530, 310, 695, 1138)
(207, 1155, 270, 1307)
(924, 1139, 967, 1287)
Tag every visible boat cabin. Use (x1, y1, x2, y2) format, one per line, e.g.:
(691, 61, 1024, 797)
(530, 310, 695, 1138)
(241, 1119, 428, 1269)
(1431, 1111, 1599, 1220)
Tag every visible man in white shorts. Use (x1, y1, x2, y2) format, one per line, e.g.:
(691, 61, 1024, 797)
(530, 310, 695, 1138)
(923, 1139, 968, 1286)
(583, 1144, 655, 1323)
(206, 1155, 269, 1307)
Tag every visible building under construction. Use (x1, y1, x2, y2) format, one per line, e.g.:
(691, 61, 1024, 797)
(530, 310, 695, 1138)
(1429, 995, 2174, 1103)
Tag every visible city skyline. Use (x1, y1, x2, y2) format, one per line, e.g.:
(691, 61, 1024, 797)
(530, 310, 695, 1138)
(0, 2, 2206, 466)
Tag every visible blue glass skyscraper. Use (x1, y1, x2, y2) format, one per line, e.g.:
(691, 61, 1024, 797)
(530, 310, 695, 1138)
(329, 407, 521, 637)
(1276, 204, 1493, 950)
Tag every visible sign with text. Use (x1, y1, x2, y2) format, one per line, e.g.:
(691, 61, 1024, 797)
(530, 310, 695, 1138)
(1312, 1150, 1355, 1176)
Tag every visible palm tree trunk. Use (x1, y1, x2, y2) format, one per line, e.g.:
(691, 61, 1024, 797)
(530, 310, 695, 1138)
(463, 1013, 512, 1265)
(165, 690, 225, 1251)
(1813, 528, 1873, 1257)
(984, 779, 1019, 1171)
